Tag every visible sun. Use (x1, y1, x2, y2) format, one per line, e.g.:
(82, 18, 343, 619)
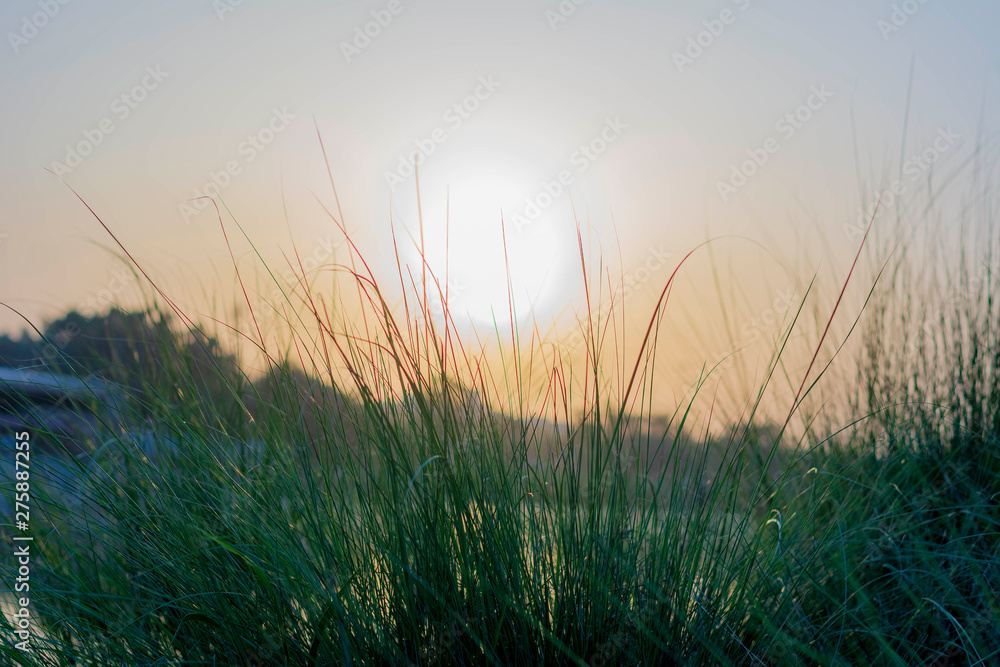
(392, 163, 570, 330)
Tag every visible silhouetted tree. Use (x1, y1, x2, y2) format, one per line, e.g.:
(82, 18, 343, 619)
(0, 330, 38, 367)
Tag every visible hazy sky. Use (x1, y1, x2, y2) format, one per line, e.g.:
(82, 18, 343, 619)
(1, 1, 997, 393)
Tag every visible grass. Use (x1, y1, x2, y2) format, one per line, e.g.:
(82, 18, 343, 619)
(0, 144, 998, 665)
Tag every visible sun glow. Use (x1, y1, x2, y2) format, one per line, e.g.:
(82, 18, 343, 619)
(393, 164, 571, 330)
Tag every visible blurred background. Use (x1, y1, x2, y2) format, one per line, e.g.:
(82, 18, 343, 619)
(0, 0, 997, 414)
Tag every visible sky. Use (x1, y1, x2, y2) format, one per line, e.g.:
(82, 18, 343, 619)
(1, 0, 998, 411)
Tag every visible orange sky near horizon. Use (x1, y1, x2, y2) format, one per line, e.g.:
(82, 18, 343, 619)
(1, 0, 997, 421)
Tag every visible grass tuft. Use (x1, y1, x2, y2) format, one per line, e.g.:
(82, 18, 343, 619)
(1, 140, 998, 666)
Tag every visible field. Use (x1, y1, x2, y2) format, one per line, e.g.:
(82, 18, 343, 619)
(1, 159, 998, 666)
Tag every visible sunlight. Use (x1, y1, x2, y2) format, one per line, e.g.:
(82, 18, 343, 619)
(394, 162, 570, 330)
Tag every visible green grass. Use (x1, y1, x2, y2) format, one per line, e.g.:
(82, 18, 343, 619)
(1, 153, 998, 665)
